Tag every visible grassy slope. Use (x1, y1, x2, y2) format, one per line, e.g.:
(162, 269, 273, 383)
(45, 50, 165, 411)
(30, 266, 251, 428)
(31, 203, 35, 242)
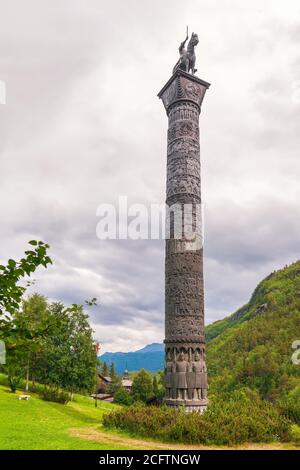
(0, 386, 111, 450)
(0, 379, 132, 450)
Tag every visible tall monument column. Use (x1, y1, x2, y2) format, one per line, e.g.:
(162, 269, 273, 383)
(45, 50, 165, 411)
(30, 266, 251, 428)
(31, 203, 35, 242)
(158, 34, 210, 412)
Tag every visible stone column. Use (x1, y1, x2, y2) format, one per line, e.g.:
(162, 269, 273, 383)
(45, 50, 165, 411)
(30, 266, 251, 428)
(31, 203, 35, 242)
(158, 69, 210, 412)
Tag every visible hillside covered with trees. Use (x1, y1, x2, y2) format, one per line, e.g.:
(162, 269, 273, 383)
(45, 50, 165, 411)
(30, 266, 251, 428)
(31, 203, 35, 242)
(206, 261, 300, 405)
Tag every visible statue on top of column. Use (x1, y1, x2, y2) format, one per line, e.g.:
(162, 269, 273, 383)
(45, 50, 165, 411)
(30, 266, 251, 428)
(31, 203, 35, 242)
(173, 26, 199, 76)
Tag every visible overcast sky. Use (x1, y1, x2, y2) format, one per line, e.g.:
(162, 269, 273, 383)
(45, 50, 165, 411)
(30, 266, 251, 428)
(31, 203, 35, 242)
(0, 0, 299, 353)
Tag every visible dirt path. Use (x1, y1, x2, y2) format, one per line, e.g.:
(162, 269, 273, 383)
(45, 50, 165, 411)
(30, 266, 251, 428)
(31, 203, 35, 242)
(69, 427, 298, 450)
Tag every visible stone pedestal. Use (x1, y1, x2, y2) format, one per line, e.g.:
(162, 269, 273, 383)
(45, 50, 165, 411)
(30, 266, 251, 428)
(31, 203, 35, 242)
(158, 70, 210, 412)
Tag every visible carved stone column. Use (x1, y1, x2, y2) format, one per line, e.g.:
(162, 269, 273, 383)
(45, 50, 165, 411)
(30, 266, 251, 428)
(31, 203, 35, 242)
(158, 69, 210, 413)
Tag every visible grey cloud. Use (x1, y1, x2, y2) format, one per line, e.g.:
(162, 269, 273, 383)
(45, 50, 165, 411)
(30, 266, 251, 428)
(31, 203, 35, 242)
(0, 0, 299, 351)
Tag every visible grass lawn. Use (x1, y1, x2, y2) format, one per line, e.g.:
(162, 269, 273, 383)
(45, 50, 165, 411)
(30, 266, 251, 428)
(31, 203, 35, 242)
(0, 376, 299, 450)
(0, 375, 181, 450)
(0, 383, 128, 450)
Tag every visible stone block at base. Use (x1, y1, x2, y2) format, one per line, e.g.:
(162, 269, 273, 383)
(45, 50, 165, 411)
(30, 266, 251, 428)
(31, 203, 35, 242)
(164, 398, 208, 413)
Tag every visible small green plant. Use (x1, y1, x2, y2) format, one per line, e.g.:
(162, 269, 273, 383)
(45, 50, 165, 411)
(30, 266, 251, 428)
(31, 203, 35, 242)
(290, 425, 300, 446)
(114, 387, 133, 406)
(278, 386, 300, 425)
(39, 386, 70, 404)
(8, 375, 23, 393)
(131, 369, 153, 403)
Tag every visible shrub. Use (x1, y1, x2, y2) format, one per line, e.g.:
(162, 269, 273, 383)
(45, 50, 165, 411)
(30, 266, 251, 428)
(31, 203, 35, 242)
(27, 382, 46, 394)
(114, 387, 133, 406)
(103, 388, 290, 445)
(277, 386, 300, 425)
(39, 386, 70, 404)
(8, 375, 23, 393)
(290, 425, 300, 445)
(131, 369, 153, 403)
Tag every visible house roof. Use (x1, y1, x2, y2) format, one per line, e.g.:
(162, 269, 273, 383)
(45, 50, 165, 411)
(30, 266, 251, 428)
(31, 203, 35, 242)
(98, 374, 112, 383)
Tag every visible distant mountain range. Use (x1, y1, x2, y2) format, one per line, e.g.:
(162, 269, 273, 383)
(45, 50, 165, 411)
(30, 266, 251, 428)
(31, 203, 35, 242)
(100, 342, 164, 373)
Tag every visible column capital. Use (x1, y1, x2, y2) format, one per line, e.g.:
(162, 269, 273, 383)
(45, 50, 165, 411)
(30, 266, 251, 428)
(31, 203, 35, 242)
(158, 70, 210, 114)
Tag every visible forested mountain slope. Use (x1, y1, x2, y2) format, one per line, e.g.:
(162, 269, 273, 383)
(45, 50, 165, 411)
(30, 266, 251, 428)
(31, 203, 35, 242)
(206, 261, 300, 400)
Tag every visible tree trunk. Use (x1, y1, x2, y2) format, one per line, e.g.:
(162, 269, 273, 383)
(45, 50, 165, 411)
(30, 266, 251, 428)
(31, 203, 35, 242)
(25, 359, 30, 392)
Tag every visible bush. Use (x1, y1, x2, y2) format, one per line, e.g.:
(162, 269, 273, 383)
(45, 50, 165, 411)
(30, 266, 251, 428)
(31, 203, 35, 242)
(131, 369, 153, 403)
(114, 387, 133, 406)
(103, 388, 291, 445)
(27, 382, 46, 394)
(290, 425, 300, 445)
(8, 375, 23, 393)
(278, 386, 300, 425)
(39, 386, 70, 404)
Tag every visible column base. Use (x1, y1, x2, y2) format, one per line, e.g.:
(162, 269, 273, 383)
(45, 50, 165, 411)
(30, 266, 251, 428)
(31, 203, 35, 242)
(164, 398, 208, 413)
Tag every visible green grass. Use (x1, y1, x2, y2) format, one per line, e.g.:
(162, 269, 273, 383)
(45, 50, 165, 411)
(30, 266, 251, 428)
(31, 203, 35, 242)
(0, 380, 133, 450)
